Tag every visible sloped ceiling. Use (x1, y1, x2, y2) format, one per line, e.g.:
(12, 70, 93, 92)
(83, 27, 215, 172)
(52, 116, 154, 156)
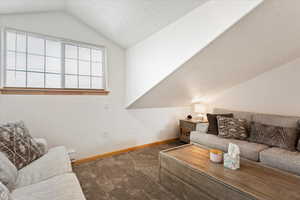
(128, 0, 300, 108)
(65, 0, 209, 48)
(0, 0, 65, 14)
(0, 0, 209, 48)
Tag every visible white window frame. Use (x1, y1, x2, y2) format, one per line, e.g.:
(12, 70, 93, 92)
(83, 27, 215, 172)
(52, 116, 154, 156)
(0, 27, 108, 91)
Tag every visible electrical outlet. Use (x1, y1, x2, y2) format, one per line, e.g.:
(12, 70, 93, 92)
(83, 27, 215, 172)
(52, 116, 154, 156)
(67, 148, 76, 160)
(102, 131, 109, 137)
(104, 104, 110, 110)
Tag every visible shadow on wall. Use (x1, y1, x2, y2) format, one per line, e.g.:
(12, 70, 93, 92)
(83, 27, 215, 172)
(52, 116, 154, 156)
(126, 107, 188, 142)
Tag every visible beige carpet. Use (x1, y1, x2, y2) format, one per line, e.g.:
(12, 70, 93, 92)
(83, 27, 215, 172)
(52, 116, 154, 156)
(73, 142, 183, 200)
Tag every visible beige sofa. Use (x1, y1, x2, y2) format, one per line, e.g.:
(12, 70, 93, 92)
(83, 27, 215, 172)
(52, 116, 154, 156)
(190, 108, 300, 176)
(2, 139, 86, 200)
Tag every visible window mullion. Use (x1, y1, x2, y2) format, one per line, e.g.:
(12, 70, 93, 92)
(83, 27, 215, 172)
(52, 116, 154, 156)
(61, 43, 65, 89)
(43, 40, 46, 88)
(77, 46, 79, 89)
(25, 32, 28, 88)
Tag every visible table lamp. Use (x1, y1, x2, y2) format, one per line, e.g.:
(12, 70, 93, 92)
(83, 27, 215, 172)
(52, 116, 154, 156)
(194, 103, 207, 121)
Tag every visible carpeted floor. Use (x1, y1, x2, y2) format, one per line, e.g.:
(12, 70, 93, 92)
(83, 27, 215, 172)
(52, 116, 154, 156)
(73, 142, 183, 200)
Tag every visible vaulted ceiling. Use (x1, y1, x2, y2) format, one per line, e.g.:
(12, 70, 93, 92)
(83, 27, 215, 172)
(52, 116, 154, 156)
(0, 0, 209, 48)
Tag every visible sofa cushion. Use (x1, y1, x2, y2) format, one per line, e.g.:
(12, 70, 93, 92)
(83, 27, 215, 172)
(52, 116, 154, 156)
(253, 113, 300, 128)
(260, 147, 300, 176)
(207, 113, 233, 135)
(217, 116, 248, 140)
(213, 108, 253, 122)
(0, 121, 43, 169)
(191, 133, 229, 151)
(0, 152, 18, 191)
(297, 120, 300, 152)
(228, 139, 269, 161)
(249, 122, 299, 151)
(190, 133, 269, 161)
(12, 173, 86, 200)
(0, 181, 11, 200)
(15, 146, 72, 188)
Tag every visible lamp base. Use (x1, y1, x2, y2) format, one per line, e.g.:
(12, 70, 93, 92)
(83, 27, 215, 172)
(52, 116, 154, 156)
(195, 114, 207, 122)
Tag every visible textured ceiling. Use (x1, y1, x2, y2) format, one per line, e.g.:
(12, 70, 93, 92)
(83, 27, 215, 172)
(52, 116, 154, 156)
(0, 0, 65, 14)
(65, 0, 209, 47)
(0, 0, 209, 48)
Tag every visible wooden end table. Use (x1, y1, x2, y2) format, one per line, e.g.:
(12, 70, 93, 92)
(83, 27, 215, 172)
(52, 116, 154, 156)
(179, 119, 208, 143)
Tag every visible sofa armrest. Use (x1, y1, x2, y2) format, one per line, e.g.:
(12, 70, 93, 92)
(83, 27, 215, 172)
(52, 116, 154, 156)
(191, 130, 206, 135)
(34, 138, 48, 154)
(196, 123, 209, 132)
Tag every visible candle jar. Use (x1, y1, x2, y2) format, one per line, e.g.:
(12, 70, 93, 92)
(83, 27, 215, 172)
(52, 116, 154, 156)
(209, 149, 223, 163)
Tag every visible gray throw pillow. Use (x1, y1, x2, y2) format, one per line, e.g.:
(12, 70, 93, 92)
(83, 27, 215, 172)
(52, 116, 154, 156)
(217, 116, 249, 140)
(0, 153, 17, 191)
(0, 121, 43, 170)
(0, 181, 11, 200)
(249, 122, 299, 151)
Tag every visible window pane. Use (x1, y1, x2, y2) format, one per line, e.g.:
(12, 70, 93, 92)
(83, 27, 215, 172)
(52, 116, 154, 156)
(16, 53, 26, 70)
(65, 45, 77, 59)
(92, 77, 103, 89)
(92, 62, 103, 76)
(46, 40, 61, 57)
(46, 57, 61, 73)
(46, 74, 61, 88)
(28, 55, 44, 72)
(28, 36, 44, 55)
(65, 75, 78, 88)
(27, 72, 44, 88)
(79, 47, 90, 60)
(6, 70, 26, 87)
(79, 61, 90, 75)
(65, 59, 78, 74)
(6, 32, 16, 51)
(6, 51, 16, 69)
(91, 49, 102, 62)
(79, 76, 90, 89)
(17, 33, 26, 52)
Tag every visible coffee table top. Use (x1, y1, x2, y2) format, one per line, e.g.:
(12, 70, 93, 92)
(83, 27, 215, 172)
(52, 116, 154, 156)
(160, 144, 300, 200)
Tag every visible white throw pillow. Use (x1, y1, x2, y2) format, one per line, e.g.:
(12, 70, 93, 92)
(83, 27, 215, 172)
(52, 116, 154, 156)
(0, 152, 18, 191)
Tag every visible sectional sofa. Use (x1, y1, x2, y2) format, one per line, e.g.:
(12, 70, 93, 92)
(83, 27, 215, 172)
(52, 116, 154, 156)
(190, 108, 300, 176)
(2, 138, 86, 200)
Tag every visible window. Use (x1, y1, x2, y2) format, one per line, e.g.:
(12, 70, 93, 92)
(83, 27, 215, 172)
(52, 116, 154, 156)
(3, 28, 107, 94)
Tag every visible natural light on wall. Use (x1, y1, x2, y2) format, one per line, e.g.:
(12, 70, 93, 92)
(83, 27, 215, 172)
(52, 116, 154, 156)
(4, 28, 106, 91)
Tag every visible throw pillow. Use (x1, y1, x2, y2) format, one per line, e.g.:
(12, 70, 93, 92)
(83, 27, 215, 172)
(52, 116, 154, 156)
(217, 116, 249, 140)
(0, 152, 17, 191)
(207, 113, 234, 135)
(249, 122, 299, 151)
(0, 121, 43, 169)
(0, 182, 11, 200)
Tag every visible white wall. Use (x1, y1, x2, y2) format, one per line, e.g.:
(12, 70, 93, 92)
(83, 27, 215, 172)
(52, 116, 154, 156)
(125, 0, 262, 107)
(0, 12, 190, 159)
(211, 57, 300, 116)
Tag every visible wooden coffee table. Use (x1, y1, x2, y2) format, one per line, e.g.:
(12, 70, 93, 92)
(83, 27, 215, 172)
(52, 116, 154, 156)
(159, 144, 300, 200)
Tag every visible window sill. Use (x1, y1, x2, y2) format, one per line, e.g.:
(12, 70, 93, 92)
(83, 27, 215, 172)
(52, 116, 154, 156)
(0, 87, 110, 95)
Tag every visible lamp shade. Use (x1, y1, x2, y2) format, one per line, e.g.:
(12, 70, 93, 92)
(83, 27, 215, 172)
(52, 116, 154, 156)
(194, 103, 206, 114)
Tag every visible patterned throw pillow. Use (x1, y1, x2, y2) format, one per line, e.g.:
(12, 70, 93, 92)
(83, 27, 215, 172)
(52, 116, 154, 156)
(217, 116, 249, 140)
(0, 182, 10, 200)
(0, 121, 43, 169)
(249, 122, 299, 151)
(207, 113, 234, 135)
